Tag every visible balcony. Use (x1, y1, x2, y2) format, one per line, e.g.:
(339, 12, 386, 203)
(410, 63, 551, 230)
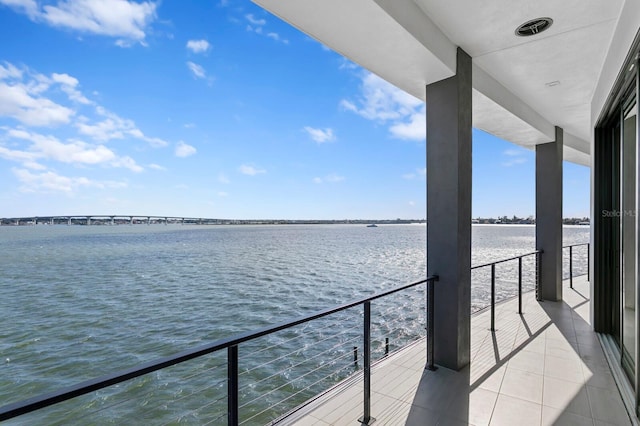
(278, 275, 630, 425)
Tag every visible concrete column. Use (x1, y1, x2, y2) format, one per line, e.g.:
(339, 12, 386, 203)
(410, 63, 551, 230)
(536, 127, 563, 301)
(426, 47, 472, 371)
(87, 217, 91, 226)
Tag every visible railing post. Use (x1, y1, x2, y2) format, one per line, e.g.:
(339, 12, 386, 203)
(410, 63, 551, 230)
(359, 301, 374, 425)
(518, 257, 523, 315)
(569, 245, 573, 289)
(228, 345, 239, 426)
(426, 278, 436, 371)
(490, 264, 496, 331)
(353, 346, 358, 368)
(536, 250, 543, 302)
(385, 337, 389, 357)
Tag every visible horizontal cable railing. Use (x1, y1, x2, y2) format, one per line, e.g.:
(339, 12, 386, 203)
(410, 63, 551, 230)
(1, 244, 591, 424)
(0, 275, 439, 425)
(471, 250, 542, 331)
(471, 243, 590, 331)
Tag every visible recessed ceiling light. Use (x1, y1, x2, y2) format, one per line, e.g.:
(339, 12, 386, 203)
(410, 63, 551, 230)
(515, 18, 553, 37)
(545, 81, 561, 87)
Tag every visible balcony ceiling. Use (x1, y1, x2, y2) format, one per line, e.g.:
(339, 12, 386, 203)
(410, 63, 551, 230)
(252, 0, 631, 166)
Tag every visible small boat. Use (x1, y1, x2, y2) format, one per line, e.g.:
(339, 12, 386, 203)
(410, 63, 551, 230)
(366, 224, 378, 227)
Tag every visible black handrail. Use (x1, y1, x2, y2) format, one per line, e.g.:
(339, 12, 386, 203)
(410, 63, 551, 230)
(0, 275, 439, 423)
(471, 250, 542, 270)
(471, 250, 542, 331)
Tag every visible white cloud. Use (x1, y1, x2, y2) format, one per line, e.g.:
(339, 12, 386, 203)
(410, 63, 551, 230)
(340, 72, 425, 141)
(0, 143, 40, 164)
(75, 106, 168, 146)
(52, 72, 91, 104)
(12, 167, 127, 193)
(186, 61, 206, 79)
(239, 164, 265, 176)
(50, 72, 78, 87)
(186, 39, 210, 54)
(110, 155, 143, 172)
(0, 81, 75, 126)
(5, 128, 144, 172)
(245, 13, 288, 44)
(501, 148, 529, 167)
(303, 126, 335, 144)
(266, 32, 288, 44)
(217, 191, 228, 197)
(0, 63, 164, 150)
(218, 173, 230, 184)
(502, 157, 528, 167)
(0, 61, 172, 196)
(175, 141, 196, 157)
(338, 58, 357, 70)
(0, 0, 158, 45)
(0, 62, 23, 79)
(0, 0, 38, 18)
(313, 173, 344, 184)
(184, 123, 195, 128)
(245, 14, 265, 26)
(389, 105, 425, 140)
(148, 163, 166, 171)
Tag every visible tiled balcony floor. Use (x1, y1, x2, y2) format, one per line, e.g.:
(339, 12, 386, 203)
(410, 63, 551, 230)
(279, 276, 633, 426)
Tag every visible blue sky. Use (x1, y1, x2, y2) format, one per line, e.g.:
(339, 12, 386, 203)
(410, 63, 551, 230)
(0, 0, 590, 220)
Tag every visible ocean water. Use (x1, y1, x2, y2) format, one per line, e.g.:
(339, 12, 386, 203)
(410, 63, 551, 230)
(0, 224, 589, 424)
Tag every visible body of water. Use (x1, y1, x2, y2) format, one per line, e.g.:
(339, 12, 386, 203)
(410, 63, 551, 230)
(0, 224, 589, 424)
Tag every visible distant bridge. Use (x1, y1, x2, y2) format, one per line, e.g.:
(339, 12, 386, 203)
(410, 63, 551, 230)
(0, 216, 426, 226)
(0, 216, 229, 226)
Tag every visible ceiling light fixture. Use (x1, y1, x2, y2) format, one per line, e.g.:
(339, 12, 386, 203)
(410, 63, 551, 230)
(515, 18, 553, 37)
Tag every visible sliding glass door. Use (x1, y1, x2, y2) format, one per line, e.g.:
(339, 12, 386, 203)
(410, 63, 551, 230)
(621, 95, 637, 382)
(594, 45, 640, 409)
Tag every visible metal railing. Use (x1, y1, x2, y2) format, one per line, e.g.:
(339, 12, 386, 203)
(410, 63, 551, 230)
(471, 250, 542, 331)
(563, 243, 590, 288)
(0, 245, 590, 423)
(0, 275, 439, 425)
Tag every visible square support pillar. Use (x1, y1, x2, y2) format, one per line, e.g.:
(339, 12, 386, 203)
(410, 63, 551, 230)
(426, 48, 472, 371)
(536, 127, 564, 301)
